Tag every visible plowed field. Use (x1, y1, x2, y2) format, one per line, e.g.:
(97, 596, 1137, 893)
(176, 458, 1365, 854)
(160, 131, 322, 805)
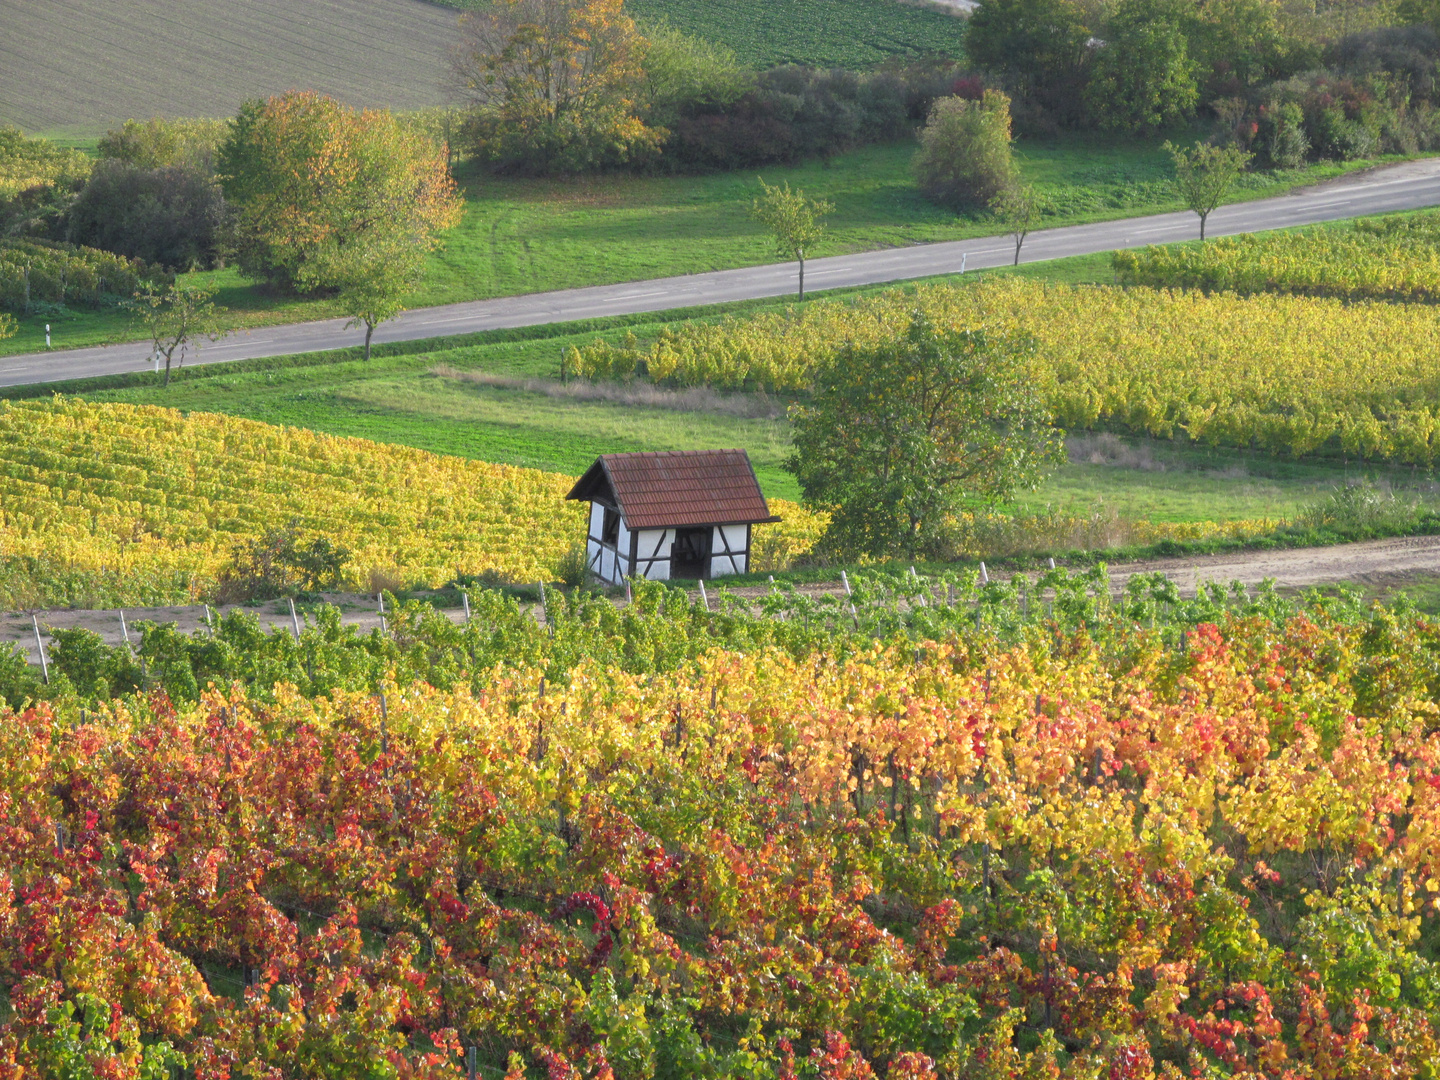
(0, 0, 457, 134)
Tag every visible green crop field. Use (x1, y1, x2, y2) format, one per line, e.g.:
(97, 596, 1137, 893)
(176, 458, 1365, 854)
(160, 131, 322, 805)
(427, 0, 968, 68)
(1, 137, 1390, 357)
(0, 0, 457, 136)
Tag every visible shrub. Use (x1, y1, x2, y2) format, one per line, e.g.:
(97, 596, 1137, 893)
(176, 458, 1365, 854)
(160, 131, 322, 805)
(913, 91, 1019, 211)
(1258, 101, 1311, 166)
(213, 524, 352, 603)
(67, 160, 229, 271)
(637, 20, 752, 130)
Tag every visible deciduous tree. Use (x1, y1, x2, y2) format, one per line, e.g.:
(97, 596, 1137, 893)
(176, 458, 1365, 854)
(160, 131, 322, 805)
(1166, 139, 1252, 239)
(1085, 0, 1200, 135)
(125, 281, 228, 388)
(751, 178, 832, 300)
(449, 0, 661, 174)
(217, 91, 462, 295)
(788, 311, 1064, 558)
(994, 184, 1043, 265)
(963, 0, 1092, 119)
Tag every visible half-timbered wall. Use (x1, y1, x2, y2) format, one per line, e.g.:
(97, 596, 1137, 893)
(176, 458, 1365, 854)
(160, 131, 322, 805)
(633, 528, 673, 580)
(587, 507, 755, 583)
(708, 524, 750, 578)
(585, 502, 631, 586)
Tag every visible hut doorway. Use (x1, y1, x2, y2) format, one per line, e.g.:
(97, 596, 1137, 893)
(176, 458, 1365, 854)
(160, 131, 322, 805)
(671, 527, 711, 579)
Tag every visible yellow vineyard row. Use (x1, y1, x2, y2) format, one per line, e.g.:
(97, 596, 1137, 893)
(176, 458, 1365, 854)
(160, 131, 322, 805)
(1113, 214, 1440, 303)
(568, 278, 1440, 463)
(0, 398, 819, 597)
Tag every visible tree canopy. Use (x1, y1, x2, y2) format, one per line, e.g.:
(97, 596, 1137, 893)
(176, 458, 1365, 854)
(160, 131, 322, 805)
(788, 311, 1065, 559)
(751, 179, 832, 300)
(449, 0, 662, 174)
(217, 91, 462, 295)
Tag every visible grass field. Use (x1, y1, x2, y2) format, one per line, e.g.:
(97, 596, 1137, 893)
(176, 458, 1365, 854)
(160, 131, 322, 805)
(64, 253, 1434, 529)
(0, 0, 455, 136)
(0, 138, 1397, 357)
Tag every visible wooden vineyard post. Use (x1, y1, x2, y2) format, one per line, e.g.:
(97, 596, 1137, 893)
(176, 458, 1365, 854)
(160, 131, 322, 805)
(32, 616, 48, 685)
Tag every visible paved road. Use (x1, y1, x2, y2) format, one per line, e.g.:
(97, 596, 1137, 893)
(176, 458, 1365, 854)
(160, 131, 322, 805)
(8, 157, 1440, 388)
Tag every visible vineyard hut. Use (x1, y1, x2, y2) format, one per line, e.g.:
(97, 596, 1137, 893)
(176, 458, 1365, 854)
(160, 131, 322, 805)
(567, 449, 779, 584)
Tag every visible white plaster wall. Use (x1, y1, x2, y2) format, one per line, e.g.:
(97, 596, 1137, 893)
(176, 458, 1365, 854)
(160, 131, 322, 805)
(710, 524, 748, 577)
(634, 528, 672, 580)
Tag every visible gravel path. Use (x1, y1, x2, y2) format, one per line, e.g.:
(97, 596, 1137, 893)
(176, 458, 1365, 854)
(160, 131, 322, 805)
(9, 536, 1440, 665)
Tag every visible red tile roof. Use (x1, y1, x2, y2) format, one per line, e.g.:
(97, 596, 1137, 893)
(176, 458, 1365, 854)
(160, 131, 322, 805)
(566, 450, 780, 529)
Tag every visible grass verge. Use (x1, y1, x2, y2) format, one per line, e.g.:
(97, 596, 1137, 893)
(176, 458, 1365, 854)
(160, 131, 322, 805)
(2, 135, 1415, 356)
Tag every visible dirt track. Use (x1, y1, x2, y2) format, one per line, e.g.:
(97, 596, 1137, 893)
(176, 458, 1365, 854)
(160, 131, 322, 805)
(8, 536, 1440, 665)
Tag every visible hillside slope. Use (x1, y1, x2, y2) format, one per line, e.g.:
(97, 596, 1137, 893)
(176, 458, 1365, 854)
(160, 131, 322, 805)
(0, 0, 457, 135)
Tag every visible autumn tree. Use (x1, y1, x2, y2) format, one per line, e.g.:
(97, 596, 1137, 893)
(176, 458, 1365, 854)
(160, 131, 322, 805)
(751, 179, 832, 300)
(449, 0, 661, 174)
(1166, 139, 1252, 239)
(217, 91, 463, 334)
(788, 311, 1064, 559)
(125, 282, 229, 387)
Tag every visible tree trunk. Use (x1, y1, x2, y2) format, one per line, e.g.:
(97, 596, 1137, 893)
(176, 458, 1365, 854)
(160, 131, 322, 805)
(798, 256, 805, 301)
(1013, 236, 1023, 266)
(163, 351, 173, 388)
(1200, 211, 1208, 241)
(365, 321, 374, 361)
